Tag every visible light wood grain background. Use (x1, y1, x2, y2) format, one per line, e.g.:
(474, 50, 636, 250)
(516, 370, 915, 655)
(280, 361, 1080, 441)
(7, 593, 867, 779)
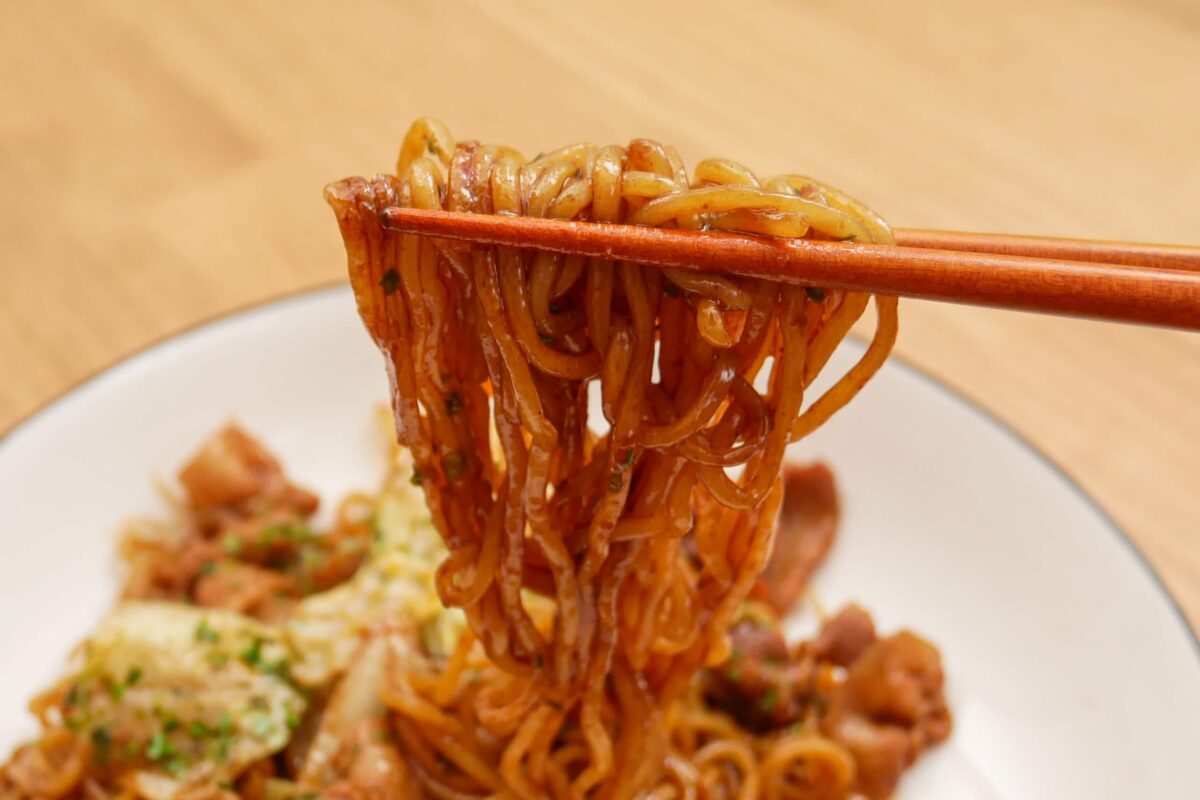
(2, 1, 1197, 629)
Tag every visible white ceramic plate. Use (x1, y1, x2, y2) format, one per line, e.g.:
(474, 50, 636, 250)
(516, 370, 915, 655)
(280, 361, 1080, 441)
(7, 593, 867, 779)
(1, 286, 1197, 799)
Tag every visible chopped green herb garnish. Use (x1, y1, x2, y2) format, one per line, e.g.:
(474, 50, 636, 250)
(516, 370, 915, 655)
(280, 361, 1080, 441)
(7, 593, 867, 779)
(125, 666, 143, 686)
(189, 720, 210, 738)
(258, 520, 315, 546)
(198, 560, 217, 577)
(726, 667, 742, 682)
(410, 470, 423, 486)
(442, 450, 467, 481)
(90, 725, 112, 765)
(265, 657, 291, 678)
(239, 638, 264, 668)
(146, 731, 173, 761)
(211, 713, 235, 764)
(285, 708, 302, 729)
(380, 269, 401, 295)
(249, 713, 274, 738)
(194, 618, 219, 644)
(164, 755, 190, 777)
(620, 449, 635, 469)
(105, 679, 124, 701)
(221, 535, 243, 556)
(214, 736, 231, 764)
(760, 688, 779, 713)
(207, 651, 230, 667)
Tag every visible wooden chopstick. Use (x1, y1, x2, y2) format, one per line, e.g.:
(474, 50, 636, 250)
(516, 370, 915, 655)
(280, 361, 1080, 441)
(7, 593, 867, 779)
(894, 229, 1200, 272)
(381, 208, 1200, 331)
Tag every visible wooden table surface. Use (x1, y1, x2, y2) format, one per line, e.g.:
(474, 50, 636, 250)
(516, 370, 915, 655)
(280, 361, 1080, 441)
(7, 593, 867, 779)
(2, 1, 1197, 630)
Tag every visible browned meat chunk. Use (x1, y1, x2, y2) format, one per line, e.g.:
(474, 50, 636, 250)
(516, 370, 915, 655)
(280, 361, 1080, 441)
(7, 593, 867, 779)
(812, 603, 877, 666)
(705, 616, 829, 732)
(753, 462, 839, 614)
(178, 425, 318, 521)
(193, 561, 298, 620)
(825, 632, 952, 799)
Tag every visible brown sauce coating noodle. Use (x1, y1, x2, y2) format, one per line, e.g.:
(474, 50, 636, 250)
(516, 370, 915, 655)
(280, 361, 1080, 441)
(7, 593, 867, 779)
(325, 118, 899, 799)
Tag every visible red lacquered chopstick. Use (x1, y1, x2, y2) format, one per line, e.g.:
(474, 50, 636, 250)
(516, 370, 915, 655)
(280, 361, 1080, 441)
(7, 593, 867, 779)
(894, 229, 1200, 272)
(382, 208, 1200, 331)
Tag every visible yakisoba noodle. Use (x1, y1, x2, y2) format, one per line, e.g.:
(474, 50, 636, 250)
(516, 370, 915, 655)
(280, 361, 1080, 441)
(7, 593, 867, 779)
(325, 118, 899, 798)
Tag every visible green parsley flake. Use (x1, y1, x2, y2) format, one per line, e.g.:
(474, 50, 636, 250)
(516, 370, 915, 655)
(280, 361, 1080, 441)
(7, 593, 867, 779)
(379, 269, 401, 295)
(258, 520, 315, 546)
(442, 450, 467, 481)
(194, 618, 219, 644)
(164, 755, 190, 776)
(249, 713, 274, 738)
(239, 638, 265, 668)
(146, 731, 174, 761)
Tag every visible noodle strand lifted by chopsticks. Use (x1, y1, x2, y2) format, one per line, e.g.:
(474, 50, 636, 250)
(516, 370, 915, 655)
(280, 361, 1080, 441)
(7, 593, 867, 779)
(325, 118, 899, 799)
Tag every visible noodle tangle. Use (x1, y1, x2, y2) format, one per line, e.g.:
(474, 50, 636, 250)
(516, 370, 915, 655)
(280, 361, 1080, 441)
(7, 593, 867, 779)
(325, 118, 899, 799)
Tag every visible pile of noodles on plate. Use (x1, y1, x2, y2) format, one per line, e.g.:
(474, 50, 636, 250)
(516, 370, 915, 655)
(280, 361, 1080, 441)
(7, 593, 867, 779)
(2, 120, 949, 800)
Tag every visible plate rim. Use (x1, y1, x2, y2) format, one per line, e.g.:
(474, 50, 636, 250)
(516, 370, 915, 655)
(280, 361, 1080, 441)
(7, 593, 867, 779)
(3, 282, 1197, 661)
